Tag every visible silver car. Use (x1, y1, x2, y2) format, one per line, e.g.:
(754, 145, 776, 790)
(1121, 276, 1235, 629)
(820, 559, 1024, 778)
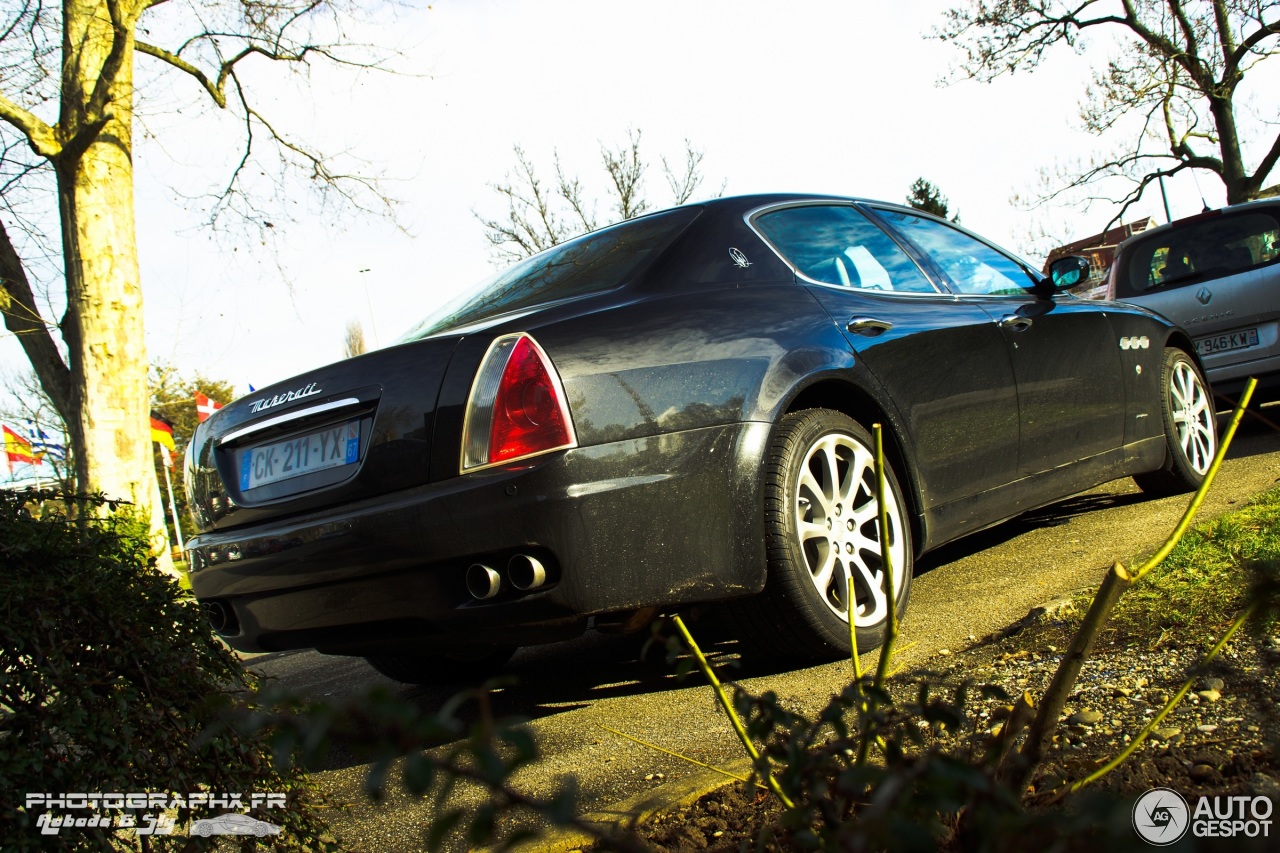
(1106, 199, 1280, 398)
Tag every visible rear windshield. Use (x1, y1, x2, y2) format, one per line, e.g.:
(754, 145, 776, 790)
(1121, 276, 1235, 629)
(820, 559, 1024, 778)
(1115, 208, 1280, 298)
(400, 208, 700, 339)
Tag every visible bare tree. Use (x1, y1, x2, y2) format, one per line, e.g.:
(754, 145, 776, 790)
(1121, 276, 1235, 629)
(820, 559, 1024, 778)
(343, 319, 367, 359)
(476, 129, 721, 264)
(937, 0, 1280, 222)
(0, 1, 395, 565)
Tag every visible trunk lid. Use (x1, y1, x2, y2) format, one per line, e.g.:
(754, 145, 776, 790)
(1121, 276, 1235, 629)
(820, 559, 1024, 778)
(186, 335, 462, 532)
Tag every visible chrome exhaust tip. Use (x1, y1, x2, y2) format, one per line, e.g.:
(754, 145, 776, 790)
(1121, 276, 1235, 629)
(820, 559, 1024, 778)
(466, 563, 502, 600)
(508, 554, 547, 591)
(202, 600, 234, 634)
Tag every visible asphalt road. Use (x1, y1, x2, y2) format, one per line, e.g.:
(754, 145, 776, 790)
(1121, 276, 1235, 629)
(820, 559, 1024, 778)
(244, 404, 1280, 851)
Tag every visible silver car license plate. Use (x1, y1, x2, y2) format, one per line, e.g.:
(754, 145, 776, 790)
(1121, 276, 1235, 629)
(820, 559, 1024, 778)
(1195, 328, 1260, 356)
(238, 419, 360, 491)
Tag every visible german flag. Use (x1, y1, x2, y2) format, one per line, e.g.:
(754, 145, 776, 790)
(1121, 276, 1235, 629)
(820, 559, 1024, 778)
(150, 413, 176, 451)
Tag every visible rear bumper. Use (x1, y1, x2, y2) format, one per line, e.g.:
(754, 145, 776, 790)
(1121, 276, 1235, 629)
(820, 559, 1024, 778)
(188, 422, 770, 655)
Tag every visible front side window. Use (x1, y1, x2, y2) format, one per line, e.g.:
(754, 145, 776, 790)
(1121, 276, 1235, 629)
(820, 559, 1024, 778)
(1116, 210, 1280, 297)
(874, 209, 1038, 296)
(752, 205, 936, 293)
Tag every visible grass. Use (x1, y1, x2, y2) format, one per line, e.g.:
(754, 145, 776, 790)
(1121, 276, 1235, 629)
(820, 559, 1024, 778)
(1095, 484, 1280, 643)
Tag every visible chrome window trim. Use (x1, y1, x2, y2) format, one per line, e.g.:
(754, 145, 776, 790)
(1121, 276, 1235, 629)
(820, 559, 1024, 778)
(219, 398, 363, 445)
(743, 200, 948, 297)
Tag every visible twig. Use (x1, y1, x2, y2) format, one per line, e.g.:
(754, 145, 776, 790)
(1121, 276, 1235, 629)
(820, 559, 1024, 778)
(670, 614, 795, 809)
(1070, 600, 1259, 791)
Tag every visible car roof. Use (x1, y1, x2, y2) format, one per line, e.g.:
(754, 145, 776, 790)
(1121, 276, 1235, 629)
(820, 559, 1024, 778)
(1116, 197, 1280, 250)
(689, 193, 922, 217)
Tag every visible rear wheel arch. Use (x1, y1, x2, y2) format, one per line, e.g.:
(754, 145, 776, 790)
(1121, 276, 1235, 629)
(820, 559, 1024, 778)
(780, 378, 924, 555)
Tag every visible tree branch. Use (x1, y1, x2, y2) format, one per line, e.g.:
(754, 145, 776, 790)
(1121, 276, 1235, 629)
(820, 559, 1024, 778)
(0, 93, 60, 159)
(1227, 16, 1280, 76)
(0, 217, 71, 420)
(1251, 129, 1280, 189)
(135, 40, 227, 108)
(83, 0, 135, 124)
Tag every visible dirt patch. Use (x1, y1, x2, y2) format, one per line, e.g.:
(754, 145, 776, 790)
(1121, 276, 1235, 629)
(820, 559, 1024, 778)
(602, 616, 1280, 851)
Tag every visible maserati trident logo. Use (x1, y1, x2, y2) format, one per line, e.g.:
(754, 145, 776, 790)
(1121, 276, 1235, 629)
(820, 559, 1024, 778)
(1196, 287, 1213, 305)
(729, 247, 752, 269)
(249, 382, 322, 414)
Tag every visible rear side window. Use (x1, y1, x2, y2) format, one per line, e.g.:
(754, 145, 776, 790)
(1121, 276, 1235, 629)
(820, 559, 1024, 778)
(1116, 209, 1280, 297)
(401, 208, 700, 339)
(752, 204, 936, 293)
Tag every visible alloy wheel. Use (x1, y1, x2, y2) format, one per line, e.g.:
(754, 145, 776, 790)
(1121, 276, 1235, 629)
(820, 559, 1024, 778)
(793, 432, 907, 628)
(1170, 359, 1215, 474)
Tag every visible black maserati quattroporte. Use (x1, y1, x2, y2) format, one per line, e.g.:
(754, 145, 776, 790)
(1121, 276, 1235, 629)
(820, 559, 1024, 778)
(185, 194, 1217, 683)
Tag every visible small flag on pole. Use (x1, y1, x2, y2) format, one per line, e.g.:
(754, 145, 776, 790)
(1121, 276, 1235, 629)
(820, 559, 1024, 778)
(150, 413, 176, 451)
(3, 423, 39, 469)
(24, 421, 67, 461)
(195, 392, 224, 423)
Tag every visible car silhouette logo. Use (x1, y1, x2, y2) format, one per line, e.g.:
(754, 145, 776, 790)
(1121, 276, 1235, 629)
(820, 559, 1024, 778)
(1196, 287, 1212, 305)
(190, 813, 282, 837)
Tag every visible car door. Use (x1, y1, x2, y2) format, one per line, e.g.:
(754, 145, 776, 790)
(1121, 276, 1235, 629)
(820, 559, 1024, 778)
(870, 208, 1127, 484)
(750, 202, 1021, 528)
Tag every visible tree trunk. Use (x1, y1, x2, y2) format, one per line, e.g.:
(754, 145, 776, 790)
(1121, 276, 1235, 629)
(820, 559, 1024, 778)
(1209, 93, 1257, 204)
(57, 0, 173, 573)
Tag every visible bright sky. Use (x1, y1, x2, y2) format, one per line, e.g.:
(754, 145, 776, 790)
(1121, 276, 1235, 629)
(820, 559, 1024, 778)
(6, 0, 1273, 409)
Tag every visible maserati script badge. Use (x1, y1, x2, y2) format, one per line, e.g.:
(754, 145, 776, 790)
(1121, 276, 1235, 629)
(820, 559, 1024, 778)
(249, 382, 323, 413)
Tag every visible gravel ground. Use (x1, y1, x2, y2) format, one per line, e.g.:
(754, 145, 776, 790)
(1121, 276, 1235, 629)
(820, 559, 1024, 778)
(625, 608, 1280, 851)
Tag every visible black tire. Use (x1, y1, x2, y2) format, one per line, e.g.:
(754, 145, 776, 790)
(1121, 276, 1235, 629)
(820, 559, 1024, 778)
(1134, 348, 1218, 496)
(364, 646, 516, 685)
(726, 409, 913, 661)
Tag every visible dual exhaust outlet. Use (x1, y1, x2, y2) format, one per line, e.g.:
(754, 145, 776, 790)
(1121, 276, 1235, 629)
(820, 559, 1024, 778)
(466, 554, 548, 601)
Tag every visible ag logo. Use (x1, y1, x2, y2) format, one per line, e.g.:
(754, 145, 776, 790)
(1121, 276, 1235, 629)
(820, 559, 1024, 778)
(1119, 335, 1150, 350)
(728, 247, 752, 269)
(1132, 787, 1189, 845)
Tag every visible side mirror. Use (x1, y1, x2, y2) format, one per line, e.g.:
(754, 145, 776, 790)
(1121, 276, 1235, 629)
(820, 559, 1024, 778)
(1047, 255, 1091, 290)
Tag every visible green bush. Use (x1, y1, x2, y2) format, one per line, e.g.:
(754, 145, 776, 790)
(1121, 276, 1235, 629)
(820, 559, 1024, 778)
(0, 489, 335, 851)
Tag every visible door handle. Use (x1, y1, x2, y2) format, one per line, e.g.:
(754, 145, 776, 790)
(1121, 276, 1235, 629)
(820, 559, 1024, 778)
(846, 316, 893, 336)
(997, 314, 1033, 332)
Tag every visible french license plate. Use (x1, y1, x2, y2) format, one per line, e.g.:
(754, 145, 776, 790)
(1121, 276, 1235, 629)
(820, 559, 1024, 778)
(239, 419, 360, 491)
(1195, 328, 1259, 356)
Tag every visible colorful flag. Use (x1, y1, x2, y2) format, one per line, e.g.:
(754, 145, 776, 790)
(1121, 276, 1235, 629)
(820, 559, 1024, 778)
(150, 413, 176, 451)
(195, 392, 224, 423)
(24, 421, 67, 461)
(3, 423, 39, 469)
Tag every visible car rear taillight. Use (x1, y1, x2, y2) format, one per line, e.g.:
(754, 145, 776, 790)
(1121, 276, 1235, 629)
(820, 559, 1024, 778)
(462, 333, 577, 471)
